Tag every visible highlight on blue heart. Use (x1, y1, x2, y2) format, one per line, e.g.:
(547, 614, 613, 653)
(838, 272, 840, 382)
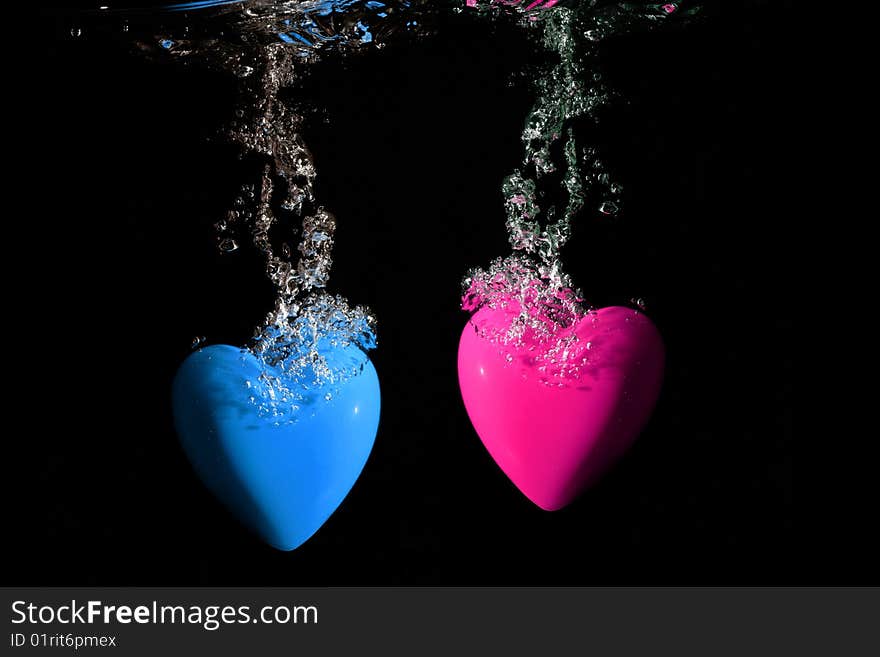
(172, 343, 380, 551)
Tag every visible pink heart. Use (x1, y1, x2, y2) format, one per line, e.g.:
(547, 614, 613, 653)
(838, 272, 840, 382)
(458, 305, 664, 510)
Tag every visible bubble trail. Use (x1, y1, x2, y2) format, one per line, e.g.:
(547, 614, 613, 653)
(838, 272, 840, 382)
(130, 0, 441, 422)
(461, 0, 702, 384)
(218, 44, 379, 422)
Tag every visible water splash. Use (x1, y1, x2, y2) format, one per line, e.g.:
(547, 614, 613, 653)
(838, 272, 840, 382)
(461, 0, 701, 384)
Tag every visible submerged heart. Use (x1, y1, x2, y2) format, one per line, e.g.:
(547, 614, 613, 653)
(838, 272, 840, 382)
(458, 305, 664, 510)
(172, 344, 380, 550)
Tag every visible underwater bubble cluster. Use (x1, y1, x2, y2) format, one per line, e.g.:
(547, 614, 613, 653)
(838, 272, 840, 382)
(76, 0, 700, 409)
(461, 0, 701, 384)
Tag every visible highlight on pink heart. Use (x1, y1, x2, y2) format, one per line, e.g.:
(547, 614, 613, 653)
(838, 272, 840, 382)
(457, 297, 664, 511)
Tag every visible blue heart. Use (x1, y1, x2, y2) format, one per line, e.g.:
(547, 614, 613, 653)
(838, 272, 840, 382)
(172, 344, 380, 551)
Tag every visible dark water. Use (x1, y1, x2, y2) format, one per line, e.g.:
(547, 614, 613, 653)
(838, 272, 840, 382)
(9, 1, 798, 584)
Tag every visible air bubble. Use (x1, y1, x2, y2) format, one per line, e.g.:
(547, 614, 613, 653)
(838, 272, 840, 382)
(218, 238, 239, 252)
(599, 201, 619, 216)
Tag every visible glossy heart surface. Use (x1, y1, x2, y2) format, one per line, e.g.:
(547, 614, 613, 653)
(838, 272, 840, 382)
(173, 344, 380, 550)
(458, 305, 664, 510)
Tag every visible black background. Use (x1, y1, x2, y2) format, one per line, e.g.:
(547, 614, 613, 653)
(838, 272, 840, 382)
(11, 1, 795, 584)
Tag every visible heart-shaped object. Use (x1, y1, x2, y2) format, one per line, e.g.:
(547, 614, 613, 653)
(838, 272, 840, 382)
(458, 305, 664, 510)
(172, 344, 380, 550)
